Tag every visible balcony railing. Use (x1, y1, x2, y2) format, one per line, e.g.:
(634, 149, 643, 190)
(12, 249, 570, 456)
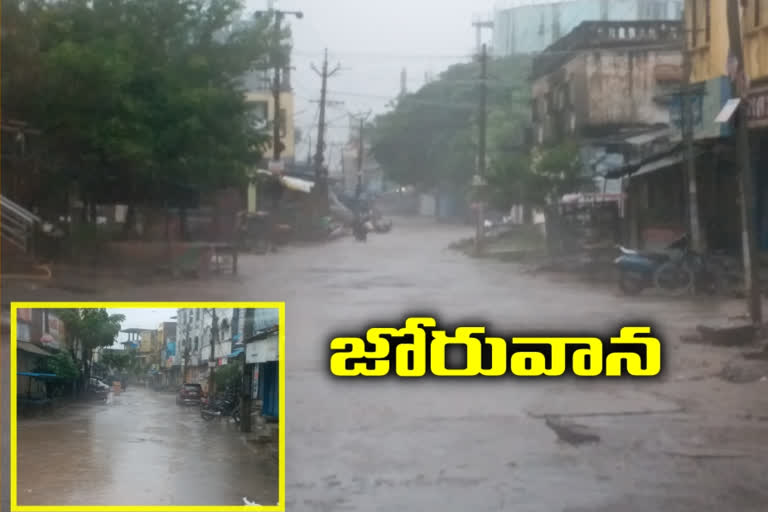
(532, 20, 683, 80)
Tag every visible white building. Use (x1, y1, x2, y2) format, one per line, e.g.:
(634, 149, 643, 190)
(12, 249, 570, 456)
(176, 307, 279, 386)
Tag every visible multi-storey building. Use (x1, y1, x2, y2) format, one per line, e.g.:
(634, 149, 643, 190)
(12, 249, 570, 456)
(176, 308, 279, 388)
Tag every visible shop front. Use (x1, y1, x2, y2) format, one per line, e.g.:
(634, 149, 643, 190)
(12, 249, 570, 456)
(245, 332, 279, 420)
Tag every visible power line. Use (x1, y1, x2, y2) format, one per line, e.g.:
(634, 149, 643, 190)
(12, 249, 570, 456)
(294, 40, 683, 60)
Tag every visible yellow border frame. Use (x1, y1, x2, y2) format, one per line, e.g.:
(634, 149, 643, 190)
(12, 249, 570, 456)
(9, 302, 286, 512)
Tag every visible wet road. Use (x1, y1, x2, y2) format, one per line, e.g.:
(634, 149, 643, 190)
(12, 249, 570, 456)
(4, 218, 768, 510)
(17, 387, 277, 506)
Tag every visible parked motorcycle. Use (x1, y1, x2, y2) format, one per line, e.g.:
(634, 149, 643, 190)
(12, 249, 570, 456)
(614, 235, 687, 295)
(200, 391, 241, 423)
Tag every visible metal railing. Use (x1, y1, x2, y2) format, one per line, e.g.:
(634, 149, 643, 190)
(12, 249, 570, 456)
(1, 194, 40, 254)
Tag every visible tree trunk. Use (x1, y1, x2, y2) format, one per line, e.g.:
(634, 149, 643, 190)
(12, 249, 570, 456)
(523, 204, 533, 224)
(123, 203, 136, 236)
(544, 204, 562, 256)
(180, 208, 189, 241)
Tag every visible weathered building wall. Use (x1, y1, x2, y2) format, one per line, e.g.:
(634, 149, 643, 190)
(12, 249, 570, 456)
(532, 48, 681, 143)
(585, 50, 681, 127)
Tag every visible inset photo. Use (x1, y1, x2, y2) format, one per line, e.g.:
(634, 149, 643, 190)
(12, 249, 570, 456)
(10, 302, 284, 512)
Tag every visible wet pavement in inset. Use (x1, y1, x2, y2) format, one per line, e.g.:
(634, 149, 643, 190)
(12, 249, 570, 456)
(16, 387, 277, 506)
(4, 218, 768, 510)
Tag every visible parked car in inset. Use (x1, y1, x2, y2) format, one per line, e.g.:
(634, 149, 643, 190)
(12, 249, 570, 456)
(176, 383, 203, 405)
(90, 378, 110, 393)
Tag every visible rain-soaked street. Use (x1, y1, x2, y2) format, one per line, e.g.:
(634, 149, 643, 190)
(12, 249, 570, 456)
(5, 218, 768, 511)
(17, 387, 277, 507)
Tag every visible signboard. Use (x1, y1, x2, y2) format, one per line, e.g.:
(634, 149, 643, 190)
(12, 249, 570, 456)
(18, 308, 32, 322)
(667, 76, 732, 139)
(40, 333, 60, 350)
(748, 85, 768, 128)
(715, 98, 741, 123)
(208, 360, 217, 368)
(245, 335, 279, 364)
(268, 160, 284, 173)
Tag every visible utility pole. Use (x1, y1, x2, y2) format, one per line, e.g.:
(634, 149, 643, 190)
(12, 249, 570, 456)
(681, 33, 704, 255)
(474, 43, 488, 256)
(726, 0, 762, 328)
(351, 110, 372, 201)
(311, 48, 341, 214)
(254, 7, 303, 169)
(207, 309, 218, 396)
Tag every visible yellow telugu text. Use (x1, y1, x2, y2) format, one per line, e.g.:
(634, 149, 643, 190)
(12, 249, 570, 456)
(329, 318, 661, 378)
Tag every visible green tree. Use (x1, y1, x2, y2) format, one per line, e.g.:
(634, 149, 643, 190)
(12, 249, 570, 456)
(100, 350, 133, 373)
(34, 350, 80, 398)
(214, 362, 241, 391)
(370, 55, 531, 202)
(1, 0, 275, 220)
(58, 309, 126, 391)
(36, 351, 80, 380)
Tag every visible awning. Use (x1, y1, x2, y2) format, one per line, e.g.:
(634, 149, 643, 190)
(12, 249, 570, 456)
(17, 372, 58, 379)
(254, 169, 315, 193)
(17, 342, 54, 357)
(227, 348, 244, 358)
(602, 145, 684, 179)
(632, 154, 683, 178)
(281, 175, 314, 193)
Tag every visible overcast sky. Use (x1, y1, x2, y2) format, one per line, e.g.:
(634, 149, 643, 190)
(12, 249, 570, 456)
(108, 308, 177, 348)
(246, 0, 496, 169)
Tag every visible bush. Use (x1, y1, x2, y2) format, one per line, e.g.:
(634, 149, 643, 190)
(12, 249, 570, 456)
(214, 362, 242, 392)
(35, 351, 80, 381)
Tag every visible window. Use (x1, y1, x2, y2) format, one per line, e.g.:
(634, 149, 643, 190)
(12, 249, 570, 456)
(249, 101, 269, 131)
(194, 336, 199, 352)
(196, 309, 200, 321)
(691, 0, 711, 46)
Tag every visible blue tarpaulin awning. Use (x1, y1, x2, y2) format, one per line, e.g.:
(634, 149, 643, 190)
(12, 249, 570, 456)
(227, 348, 244, 358)
(17, 372, 57, 379)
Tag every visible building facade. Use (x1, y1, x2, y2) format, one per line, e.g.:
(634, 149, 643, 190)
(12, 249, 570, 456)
(176, 308, 279, 389)
(493, 0, 683, 56)
(16, 308, 67, 400)
(530, 19, 684, 216)
(679, 0, 768, 250)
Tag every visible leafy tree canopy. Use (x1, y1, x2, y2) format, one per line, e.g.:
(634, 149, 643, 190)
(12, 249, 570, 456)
(36, 351, 80, 381)
(369, 55, 531, 193)
(2, 0, 278, 208)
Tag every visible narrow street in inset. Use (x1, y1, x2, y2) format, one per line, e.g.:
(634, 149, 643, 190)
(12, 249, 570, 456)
(17, 387, 277, 507)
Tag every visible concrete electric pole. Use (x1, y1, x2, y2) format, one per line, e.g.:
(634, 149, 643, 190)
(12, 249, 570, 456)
(311, 49, 341, 214)
(726, 0, 762, 328)
(207, 309, 219, 397)
(254, 7, 303, 170)
(474, 43, 488, 256)
(681, 31, 704, 256)
(350, 110, 372, 201)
